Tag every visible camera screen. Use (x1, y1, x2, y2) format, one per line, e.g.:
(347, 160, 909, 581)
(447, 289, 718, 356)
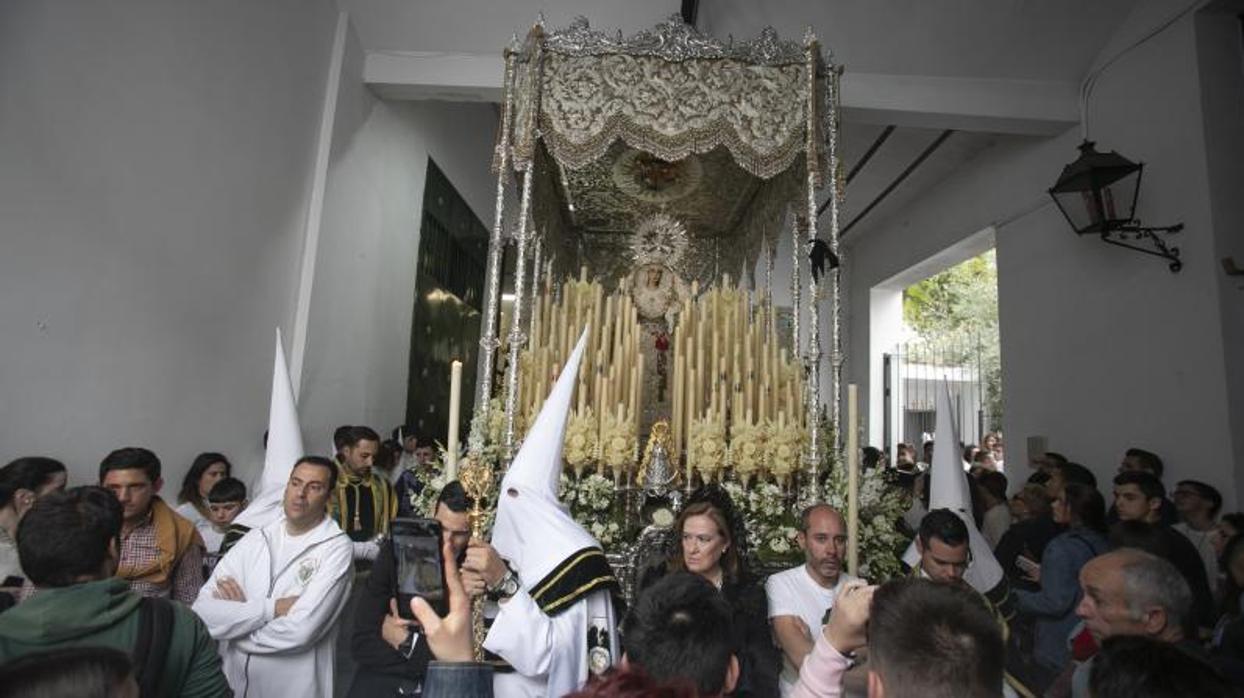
(394, 533, 443, 601)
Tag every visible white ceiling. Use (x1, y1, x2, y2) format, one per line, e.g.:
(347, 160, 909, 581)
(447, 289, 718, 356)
(836, 126, 1020, 238)
(698, 0, 1136, 82)
(339, 0, 1131, 239)
(336, 0, 677, 54)
(338, 0, 1135, 82)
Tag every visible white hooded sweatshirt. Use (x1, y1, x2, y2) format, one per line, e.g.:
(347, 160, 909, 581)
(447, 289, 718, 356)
(191, 514, 353, 697)
(484, 330, 622, 698)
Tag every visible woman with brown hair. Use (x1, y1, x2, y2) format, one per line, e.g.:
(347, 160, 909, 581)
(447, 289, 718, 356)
(174, 452, 231, 526)
(1014, 482, 1109, 691)
(639, 486, 779, 697)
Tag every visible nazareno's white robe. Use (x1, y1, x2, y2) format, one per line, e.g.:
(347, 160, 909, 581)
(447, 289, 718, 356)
(484, 566, 619, 697)
(191, 515, 353, 697)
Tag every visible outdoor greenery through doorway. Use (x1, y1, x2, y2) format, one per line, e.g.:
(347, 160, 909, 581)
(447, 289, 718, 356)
(902, 249, 1002, 432)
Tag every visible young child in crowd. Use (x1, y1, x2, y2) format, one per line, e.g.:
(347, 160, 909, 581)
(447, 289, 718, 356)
(202, 477, 247, 575)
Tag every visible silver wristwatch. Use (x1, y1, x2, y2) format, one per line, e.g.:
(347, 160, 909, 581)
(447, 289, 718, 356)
(489, 568, 520, 600)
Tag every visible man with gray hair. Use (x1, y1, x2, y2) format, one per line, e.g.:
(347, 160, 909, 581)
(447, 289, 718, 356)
(1067, 548, 1194, 697)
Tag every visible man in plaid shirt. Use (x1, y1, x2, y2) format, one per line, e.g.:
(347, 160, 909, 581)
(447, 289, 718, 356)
(100, 447, 205, 604)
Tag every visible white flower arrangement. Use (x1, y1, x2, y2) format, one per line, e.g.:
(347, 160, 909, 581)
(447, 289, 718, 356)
(562, 408, 598, 476)
(465, 399, 510, 470)
(689, 418, 727, 483)
(599, 411, 637, 479)
(408, 468, 451, 518)
(558, 472, 626, 547)
(486, 397, 507, 447)
(728, 421, 766, 485)
(720, 480, 796, 562)
(576, 473, 617, 512)
(765, 421, 804, 483)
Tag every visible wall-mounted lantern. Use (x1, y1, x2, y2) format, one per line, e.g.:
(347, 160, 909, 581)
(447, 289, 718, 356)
(1048, 140, 1184, 272)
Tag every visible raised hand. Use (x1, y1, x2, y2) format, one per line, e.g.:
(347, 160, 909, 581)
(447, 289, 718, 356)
(213, 577, 246, 602)
(410, 538, 474, 662)
(824, 581, 876, 655)
(274, 595, 300, 617)
(461, 538, 507, 589)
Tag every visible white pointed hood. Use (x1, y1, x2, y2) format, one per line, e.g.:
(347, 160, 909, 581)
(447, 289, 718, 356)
(903, 382, 1003, 592)
(491, 329, 597, 585)
(234, 328, 305, 530)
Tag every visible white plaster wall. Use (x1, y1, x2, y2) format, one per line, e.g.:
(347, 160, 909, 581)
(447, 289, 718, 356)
(997, 5, 1235, 503)
(1195, 8, 1244, 504)
(297, 21, 500, 448)
(869, 286, 903, 460)
(842, 1, 1241, 505)
(0, 0, 339, 488)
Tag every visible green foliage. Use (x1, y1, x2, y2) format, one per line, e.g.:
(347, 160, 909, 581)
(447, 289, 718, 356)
(903, 251, 998, 336)
(902, 250, 1003, 431)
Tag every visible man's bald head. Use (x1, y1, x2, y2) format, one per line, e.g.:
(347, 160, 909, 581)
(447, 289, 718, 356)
(1076, 549, 1191, 643)
(798, 503, 848, 587)
(800, 503, 845, 532)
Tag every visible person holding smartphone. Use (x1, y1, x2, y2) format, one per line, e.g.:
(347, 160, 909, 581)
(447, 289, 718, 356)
(346, 481, 473, 697)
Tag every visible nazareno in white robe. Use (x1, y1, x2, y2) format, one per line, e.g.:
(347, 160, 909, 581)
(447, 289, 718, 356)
(484, 330, 623, 697)
(191, 514, 354, 697)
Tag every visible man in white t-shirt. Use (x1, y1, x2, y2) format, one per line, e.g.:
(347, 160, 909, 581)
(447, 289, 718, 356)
(765, 503, 856, 696)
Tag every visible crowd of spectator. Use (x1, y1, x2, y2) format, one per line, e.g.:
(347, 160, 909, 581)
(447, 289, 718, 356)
(0, 433, 1240, 697)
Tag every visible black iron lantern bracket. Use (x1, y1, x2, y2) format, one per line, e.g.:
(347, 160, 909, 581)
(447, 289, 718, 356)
(1049, 140, 1186, 274)
(1098, 221, 1184, 272)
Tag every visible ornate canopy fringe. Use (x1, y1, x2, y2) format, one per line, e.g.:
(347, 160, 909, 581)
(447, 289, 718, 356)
(502, 15, 834, 187)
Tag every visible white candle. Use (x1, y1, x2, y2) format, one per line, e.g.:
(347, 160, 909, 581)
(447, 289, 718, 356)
(446, 360, 463, 477)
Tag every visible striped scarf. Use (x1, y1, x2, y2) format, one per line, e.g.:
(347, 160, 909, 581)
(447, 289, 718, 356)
(331, 464, 397, 541)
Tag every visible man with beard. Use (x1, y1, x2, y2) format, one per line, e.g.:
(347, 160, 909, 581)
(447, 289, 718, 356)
(766, 504, 856, 696)
(331, 426, 398, 565)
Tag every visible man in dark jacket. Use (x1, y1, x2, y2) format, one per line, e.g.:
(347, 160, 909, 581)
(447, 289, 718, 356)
(1111, 471, 1215, 630)
(346, 481, 473, 696)
(0, 486, 230, 697)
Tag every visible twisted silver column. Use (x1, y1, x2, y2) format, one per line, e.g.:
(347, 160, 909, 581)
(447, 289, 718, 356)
(790, 211, 802, 354)
(803, 37, 823, 492)
(470, 49, 518, 453)
(502, 165, 536, 463)
(828, 67, 844, 453)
